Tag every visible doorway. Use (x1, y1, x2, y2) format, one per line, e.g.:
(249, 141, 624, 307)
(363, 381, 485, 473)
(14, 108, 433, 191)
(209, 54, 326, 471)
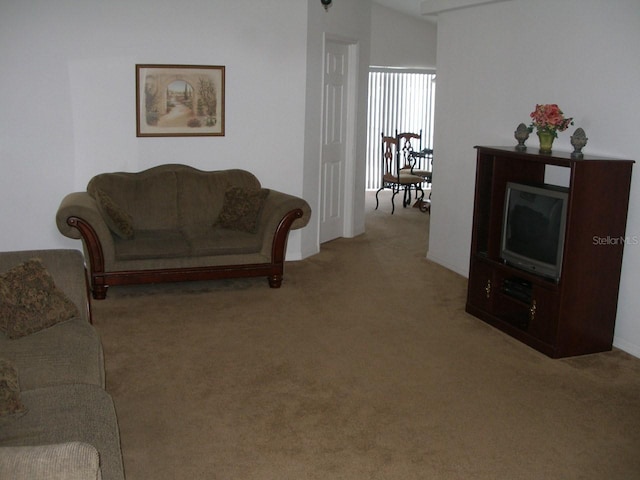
(365, 69, 436, 190)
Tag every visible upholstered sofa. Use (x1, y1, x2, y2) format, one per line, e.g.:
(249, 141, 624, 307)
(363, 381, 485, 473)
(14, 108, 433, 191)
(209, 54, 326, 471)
(0, 249, 124, 480)
(56, 164, 311, 299)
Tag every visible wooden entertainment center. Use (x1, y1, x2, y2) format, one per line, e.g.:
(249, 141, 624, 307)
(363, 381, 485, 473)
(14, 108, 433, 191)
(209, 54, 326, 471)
(466, 146, 634, 358)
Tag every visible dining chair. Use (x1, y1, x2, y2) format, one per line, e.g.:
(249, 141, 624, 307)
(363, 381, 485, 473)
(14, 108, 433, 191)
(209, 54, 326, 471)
(397, 130, 433, 212)
(397, 130, 431, 181)
(375, 133, 424, 214)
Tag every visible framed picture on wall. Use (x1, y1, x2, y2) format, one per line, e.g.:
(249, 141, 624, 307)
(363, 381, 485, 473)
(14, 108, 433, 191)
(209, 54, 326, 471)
(136, 64, 225, 137)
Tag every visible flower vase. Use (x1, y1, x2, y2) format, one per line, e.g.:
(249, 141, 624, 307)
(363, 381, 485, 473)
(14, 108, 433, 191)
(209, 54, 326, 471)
(537, 130, 555, 154)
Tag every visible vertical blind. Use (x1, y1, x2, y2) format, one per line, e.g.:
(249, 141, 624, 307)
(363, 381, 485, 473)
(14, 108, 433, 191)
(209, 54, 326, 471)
(366, 69, 436, 190)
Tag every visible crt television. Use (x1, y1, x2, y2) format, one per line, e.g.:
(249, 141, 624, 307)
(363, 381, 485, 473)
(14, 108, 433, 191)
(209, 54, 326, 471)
(500, 182, 569, 281)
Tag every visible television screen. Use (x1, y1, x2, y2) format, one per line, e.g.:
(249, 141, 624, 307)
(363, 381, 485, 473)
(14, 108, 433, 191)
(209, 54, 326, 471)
(500, 182, 569, 280)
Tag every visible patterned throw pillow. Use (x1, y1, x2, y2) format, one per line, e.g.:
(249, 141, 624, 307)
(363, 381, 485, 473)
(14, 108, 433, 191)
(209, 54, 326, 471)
(0, 258, 79, 339)
(216, 186, 270, 233)
(0, 358, 27, 417)
(94, 188, 134, 239)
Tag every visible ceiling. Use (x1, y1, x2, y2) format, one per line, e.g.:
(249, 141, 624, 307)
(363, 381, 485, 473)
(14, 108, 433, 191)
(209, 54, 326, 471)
(373, 0, 431, 21)
(373, 0, 512, 22)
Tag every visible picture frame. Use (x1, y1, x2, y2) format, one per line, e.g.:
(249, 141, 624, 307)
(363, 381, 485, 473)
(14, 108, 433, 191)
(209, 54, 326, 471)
(136, 64, 225, 137)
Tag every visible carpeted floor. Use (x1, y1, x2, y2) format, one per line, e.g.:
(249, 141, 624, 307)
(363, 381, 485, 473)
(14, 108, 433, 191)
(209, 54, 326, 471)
(93, 191, 640, 479)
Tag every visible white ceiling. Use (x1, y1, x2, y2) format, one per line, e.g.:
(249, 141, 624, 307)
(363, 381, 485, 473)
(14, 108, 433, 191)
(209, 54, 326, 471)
(373, 0, 512, 22)
(373, 0, 430, 20)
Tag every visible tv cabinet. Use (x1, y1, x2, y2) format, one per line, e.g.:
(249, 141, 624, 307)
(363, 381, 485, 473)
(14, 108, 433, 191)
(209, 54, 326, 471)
(466, 146, 634, 358)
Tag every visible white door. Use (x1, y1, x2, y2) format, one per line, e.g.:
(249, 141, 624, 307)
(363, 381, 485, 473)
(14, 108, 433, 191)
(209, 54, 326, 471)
(320, 39, 351, 243)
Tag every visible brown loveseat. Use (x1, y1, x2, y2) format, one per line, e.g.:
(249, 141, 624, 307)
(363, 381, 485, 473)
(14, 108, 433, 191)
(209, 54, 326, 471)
(56, 165, 311, 299)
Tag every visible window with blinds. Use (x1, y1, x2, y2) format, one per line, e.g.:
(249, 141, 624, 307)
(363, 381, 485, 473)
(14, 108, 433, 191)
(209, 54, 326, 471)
(366, 69, 436, 190)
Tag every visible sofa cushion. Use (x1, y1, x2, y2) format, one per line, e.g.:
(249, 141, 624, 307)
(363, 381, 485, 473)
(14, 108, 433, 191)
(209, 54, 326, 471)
(216, 186, 270, 233)
(0, 317, 104, 390)
(94, 189, 134, 240)
(89, 169, 179, 231)
(186, 225, 264, 256)
(0, 358, 27, 417)
(0, 384, 124, 480)
(131, 171, 179, 230)
(0, 259, 79, 339)
(114, 229, 191, 261)
(0, 250, 91, 326)
(177, 170, 227, 227)
(0, 442, 101, 480)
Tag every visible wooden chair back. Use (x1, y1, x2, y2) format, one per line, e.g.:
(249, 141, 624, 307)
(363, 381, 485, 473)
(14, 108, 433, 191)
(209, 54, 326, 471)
(381, 134, 399, 179)
(397, 130, 422, 169)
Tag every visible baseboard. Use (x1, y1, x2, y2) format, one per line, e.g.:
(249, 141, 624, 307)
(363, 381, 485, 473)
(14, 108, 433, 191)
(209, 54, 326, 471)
(613, 337, 640, 359)
(426, 251, 469, 278)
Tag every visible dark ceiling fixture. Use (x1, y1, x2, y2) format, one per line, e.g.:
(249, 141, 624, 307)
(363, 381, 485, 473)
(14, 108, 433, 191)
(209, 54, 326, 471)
(321, 0, 332, 11)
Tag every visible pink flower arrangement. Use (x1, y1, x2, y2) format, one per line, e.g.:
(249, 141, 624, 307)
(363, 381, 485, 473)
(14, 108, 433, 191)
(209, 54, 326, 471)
(529, 104, 573, 137)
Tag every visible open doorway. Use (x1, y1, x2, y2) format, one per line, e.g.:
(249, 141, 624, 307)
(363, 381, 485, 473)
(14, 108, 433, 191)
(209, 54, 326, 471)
(365, 68, 436, 190)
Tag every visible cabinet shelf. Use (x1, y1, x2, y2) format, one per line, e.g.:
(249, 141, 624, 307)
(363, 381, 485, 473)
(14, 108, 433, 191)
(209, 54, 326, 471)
(466, 146, 634, 358)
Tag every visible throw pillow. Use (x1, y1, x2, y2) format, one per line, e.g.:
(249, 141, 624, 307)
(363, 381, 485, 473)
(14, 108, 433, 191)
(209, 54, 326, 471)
(0, 358, 27, 417)
(216, 186, 270, 233)
(0, 258, 79, 339)
(94, 188, 134, 239)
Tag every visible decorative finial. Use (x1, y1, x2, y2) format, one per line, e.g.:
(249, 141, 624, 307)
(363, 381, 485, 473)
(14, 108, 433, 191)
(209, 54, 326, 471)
(514, 123, 531, 151)
(570, 128, 588, 159)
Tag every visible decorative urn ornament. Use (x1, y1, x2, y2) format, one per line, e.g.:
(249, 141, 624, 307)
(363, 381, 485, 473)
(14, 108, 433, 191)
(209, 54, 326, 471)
(529, 104, 573, 154)
(514, 123, 531, 151)
(570, 128, 588, 158)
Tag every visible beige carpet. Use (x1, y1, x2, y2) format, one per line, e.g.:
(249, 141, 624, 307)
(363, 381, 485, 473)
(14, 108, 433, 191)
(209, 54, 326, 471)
(93, 191, 640, 480)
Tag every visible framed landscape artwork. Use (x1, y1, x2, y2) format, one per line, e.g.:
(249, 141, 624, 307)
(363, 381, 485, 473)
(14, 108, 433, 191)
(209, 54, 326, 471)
(136, 64, 225, 137)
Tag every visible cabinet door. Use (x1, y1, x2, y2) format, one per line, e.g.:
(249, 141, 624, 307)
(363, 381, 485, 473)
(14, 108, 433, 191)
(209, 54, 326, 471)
(526, 286, 559, 345)
(467, 259, 494, 312)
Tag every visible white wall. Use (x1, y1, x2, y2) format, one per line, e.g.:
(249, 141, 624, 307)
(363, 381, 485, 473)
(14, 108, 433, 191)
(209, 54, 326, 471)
(1, 0, 372, 262)
(428, 0, 640, 357)
(370, 3, 437, 69)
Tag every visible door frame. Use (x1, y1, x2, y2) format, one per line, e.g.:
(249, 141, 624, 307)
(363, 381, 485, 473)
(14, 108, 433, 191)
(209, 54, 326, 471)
(320, 33, 359, 241)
